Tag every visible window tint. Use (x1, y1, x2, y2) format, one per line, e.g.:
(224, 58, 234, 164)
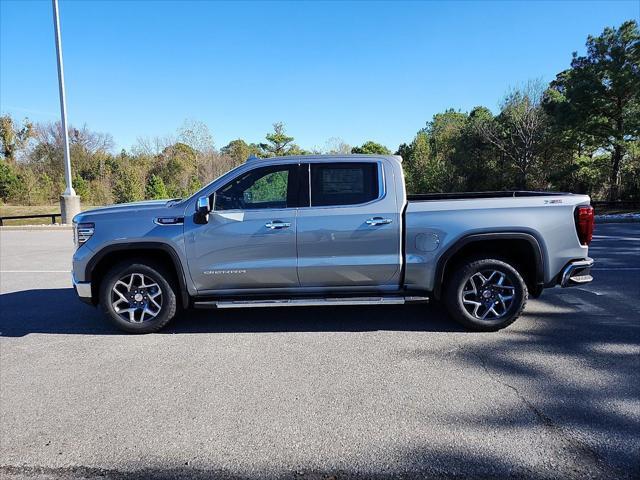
(310, 162, 379, 206)
(214, 165, 296, 211)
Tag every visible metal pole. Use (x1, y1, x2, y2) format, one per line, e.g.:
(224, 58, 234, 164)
(52, 0, 75, 196)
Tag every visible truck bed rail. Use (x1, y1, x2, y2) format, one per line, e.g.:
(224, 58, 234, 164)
(407, 191, 569, 201)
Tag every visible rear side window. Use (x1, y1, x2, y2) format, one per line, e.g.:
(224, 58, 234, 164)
(310, 162, 379, 207)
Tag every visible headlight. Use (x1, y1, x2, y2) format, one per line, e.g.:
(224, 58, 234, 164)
(74, 222, 94, 247)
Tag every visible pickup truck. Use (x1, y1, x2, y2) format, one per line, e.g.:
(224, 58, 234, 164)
(72, 154, 595, 333)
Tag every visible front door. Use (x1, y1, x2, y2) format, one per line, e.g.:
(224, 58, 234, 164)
(296, 161, 402, 288)
(186, 163, 300, 293)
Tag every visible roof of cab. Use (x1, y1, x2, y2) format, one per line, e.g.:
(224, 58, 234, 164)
(245, 153, 403, 163)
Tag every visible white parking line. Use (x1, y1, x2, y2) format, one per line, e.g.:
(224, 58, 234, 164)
(0, 270, 70, 273)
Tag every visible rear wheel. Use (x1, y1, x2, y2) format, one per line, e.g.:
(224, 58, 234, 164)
(100, 262, 177, 333)
(444, 258, 527, 331)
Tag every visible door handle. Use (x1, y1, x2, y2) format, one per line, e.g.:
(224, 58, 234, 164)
(366, 217, 392, 226)
(265, 221, 291, 229)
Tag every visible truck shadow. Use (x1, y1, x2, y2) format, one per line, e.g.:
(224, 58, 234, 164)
(0, 288, 464, 337)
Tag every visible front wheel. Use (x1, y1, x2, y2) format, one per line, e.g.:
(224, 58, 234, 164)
(444, 258, 528, 331)
(100, 262, 177, 333)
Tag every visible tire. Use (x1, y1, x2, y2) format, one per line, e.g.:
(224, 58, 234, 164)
(444, 257, 527, 332)
(100, 261, 177, 333)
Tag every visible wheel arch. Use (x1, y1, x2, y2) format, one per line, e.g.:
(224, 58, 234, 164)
(86, 242, 190, 308)
(434, 232, 544, 300)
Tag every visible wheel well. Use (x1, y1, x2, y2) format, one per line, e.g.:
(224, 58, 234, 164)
(89, 248, 188, 308)
(436, 238, 542, 299)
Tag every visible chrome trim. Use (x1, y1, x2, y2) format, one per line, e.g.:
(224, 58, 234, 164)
(265, 221, 291, 229)
(560, 258, 594, 287)
(194, 295, 429, 309)
(196, 196, 210, 212)
(366, 217, 393, 226)
(154, 217, 184, 226)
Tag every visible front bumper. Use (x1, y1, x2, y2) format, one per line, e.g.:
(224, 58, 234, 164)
(560, 258, 594, 287)
(73, 274, 93, 304)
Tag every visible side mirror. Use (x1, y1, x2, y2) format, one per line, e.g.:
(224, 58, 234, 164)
(194, 196, 210, 224)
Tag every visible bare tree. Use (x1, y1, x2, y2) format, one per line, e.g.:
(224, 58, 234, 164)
(323, 137, 352, 154)
(132, 134, 175, 157)
(177, 119, 215, 154)
(477, 80, 549, 189)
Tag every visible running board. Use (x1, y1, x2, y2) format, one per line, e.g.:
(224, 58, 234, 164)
(193, 295, 429, 309)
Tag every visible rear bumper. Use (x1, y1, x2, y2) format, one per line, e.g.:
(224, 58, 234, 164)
(73, 275, 93, 304)
(560, 258, 594, 287)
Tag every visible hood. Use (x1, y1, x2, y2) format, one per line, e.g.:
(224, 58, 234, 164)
(73, 199, 181, 223)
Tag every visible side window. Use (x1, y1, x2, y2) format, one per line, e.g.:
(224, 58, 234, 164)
(310, 162, 380, 207)
(214, 165, 296, 211)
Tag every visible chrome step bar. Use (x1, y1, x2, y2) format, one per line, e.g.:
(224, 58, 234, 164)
(194, 295, 429, 309)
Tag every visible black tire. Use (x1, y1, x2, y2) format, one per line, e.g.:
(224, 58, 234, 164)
(444, 257, 527, 332)
(100, 261, 177, 333)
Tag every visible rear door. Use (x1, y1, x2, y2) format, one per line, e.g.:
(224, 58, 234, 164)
(186, 163, 302, 293)
(296, 160, 402, 288)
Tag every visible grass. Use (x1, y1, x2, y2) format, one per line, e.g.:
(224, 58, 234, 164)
(0, 204, 101, 226)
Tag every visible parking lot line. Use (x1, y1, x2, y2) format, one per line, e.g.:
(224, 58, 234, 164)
(0, 270, 70, 273)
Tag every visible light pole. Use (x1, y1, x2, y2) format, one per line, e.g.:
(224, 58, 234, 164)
(52, 0, 80, 223)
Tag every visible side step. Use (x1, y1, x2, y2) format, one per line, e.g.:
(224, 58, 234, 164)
(194, 295, 429, 309)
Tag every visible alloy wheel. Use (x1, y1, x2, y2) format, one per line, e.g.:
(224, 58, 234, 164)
(111, 273, 163, 323)
(461, 269, 516, 321)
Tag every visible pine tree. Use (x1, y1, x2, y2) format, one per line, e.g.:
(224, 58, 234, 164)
(145, 174, 169, 200)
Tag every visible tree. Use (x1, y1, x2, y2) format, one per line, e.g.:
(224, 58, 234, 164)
(177, 119, 215, 154)
(221, 139, 261, 163)
(351, 141, 390, 155)
(259, 122, 296, 156)
(456, 107, 502, 191)
(155, 142, 198, 197)
(113, 165, 144, 203)
(0, 160, 19, 201)
(0, 115, 34, 163)
(145, 174, 169, 199)
(477, 80, 550, 189)
(545, 20, 640, 200)
(324, 137, 352, 154)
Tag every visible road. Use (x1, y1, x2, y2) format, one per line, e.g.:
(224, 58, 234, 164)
(1, 224, 638, 480)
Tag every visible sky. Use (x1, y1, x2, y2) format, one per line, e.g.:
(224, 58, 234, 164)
(1, 0, 638, 153)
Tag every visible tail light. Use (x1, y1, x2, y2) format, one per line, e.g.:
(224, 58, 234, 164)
(575, 206, 594, 246)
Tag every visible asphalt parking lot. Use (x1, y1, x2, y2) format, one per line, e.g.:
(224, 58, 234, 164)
(1, 224, 638, 480)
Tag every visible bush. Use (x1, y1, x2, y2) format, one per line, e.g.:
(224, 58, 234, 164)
(0, 160, 19, 202)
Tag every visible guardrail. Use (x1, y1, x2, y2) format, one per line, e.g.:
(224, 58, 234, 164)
(0, 213, 61, 226)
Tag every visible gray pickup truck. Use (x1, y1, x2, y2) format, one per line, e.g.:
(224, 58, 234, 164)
(72, 154, 594, 333)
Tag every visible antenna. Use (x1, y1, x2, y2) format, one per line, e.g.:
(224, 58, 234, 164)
(246, 154, 260, 162)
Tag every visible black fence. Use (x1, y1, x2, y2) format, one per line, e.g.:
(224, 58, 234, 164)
(0, 213, 61, 226)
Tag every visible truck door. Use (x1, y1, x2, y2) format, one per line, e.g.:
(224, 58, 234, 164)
(186, 163, 302, 293)
(296, 160, 402, 288)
